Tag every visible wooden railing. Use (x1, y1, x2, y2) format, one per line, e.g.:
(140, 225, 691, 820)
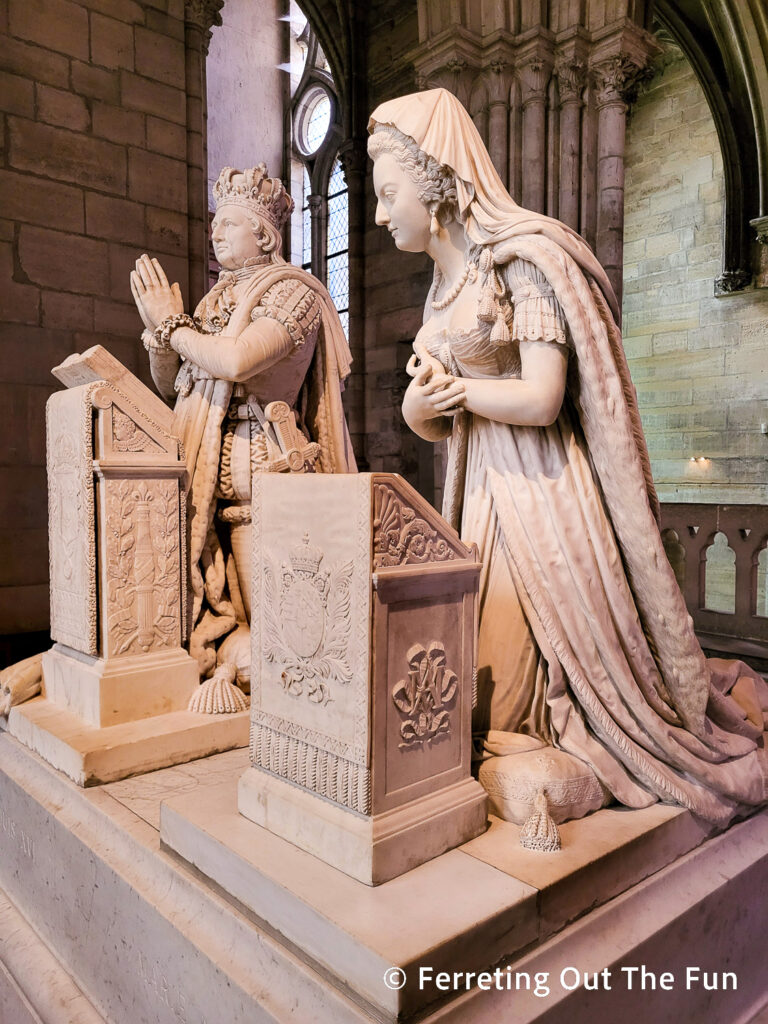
(659, 503, 768, 669)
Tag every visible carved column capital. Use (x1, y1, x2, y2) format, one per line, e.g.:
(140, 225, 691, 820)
(592, 54, 651, 109)
(518, 56, 552, 107)
(306, 194, 323, 212)
(445, 57, 467, 74)
(184, 0, 224, 53)
(482, 59, 511, 104)
(714, 268, 753, 294)
(555, 58, 587, 104)
(749, 216, 768, 288)
(750, 215, 768, 246)
(338, 140, 368, 185)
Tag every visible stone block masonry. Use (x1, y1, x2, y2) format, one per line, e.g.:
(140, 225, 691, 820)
(624, 47, 768, 503)
(0, 0, 201, 646)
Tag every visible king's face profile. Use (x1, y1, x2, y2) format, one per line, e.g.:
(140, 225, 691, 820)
(211, 203, 263, 270)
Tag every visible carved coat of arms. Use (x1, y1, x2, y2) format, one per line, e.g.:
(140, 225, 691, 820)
(263, 534, 353, 706)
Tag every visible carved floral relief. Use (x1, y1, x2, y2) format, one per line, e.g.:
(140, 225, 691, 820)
(373, 481, 458, 568)
(47, 389, 97, 655)
(105, 479, 181, 656)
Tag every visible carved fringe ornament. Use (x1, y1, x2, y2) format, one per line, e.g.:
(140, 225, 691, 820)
(251, 722, 372, 814)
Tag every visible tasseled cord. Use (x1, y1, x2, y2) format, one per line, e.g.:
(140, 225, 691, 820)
(188, 662, 249, 714)
(477, 248, 497, 322)
(520, 789, 561, 852)
(477, 247, 511, 345)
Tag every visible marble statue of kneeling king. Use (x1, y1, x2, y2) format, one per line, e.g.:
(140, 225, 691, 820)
(130, 164, 357, 712)
(0, 165, 356, 719)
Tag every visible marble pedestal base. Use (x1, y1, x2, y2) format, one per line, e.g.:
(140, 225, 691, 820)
(42, 644, 199, 727)
(238, 765, 487, 884)
(2, 736, 768, 1024)
(7, 698, 249, 785)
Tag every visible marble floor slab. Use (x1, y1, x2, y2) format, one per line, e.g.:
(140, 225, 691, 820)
(159, 765, 716, 1019)
(8, 697, 249, 785)
(161, 780, 538, 1019)
(460, 801, 714, 934)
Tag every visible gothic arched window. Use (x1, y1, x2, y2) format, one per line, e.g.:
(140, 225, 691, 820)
(326, 157, 349, 335)
(288, 3, 348, 336)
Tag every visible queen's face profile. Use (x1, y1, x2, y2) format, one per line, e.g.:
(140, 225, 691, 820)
(373, 152, 433, 253)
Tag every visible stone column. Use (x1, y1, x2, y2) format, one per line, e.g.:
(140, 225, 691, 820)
(593, 55, 647, 306)
(183, 0, 223, 306)
(307, 194, 324, 282)
(556, 59, 587, 232)
(519, 57, 551, 214)
(340, 142, 369, 468)
(486, 62, 510, 184)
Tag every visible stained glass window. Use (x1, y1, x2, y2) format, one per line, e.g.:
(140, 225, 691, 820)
(326, 157, 349, 337)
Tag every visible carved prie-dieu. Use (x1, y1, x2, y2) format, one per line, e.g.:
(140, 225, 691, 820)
(392, 642, 458, 747)
(373, 481, 460, 568)
(105, 479, 181, 657)
(262, 533, 353, 707)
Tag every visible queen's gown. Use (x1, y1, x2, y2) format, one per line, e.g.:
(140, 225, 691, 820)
(418, 243, 768, 826)
(374, 89, 768, 826)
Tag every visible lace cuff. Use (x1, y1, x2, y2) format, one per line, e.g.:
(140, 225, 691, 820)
(506, 261, 568, 347)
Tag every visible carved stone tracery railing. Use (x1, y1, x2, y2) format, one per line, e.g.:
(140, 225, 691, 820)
(660, 503, 768, 669)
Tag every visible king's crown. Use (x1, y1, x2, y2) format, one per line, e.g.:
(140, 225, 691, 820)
(290, 533, 323, 575)
(213, 164, 294, 231)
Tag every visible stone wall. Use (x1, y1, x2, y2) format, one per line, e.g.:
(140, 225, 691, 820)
(623, 47, 768, 503)
(0, 0, 195, 648)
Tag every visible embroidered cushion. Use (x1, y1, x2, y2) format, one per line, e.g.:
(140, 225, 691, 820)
(477, 736, 609, 825)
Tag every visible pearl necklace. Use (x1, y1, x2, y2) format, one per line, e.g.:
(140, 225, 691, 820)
(431, 261, 477, 311)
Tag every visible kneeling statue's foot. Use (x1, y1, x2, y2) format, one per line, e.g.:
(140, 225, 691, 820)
(188, 662, 249, 714)
(0, 652, 44, 719)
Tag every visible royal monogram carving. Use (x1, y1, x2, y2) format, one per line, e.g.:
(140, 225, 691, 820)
(262, 534, 353, 706)
(105, 480, 181, 657)
(373, 481, 459, 568)
(392, 642, 458, 747)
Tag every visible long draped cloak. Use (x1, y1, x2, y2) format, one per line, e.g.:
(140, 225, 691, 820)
(432, 238, 768, 827)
